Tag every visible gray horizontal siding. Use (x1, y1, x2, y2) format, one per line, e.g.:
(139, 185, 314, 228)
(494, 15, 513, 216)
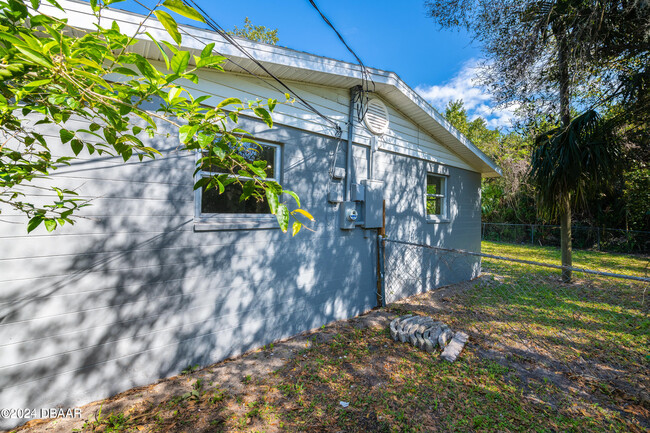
(0, 89, 482, 430)
(0, 114, 380, 430)
(1, 277, 360, 373)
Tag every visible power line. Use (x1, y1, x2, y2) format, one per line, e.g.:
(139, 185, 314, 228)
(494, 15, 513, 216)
(307, 0, 365, 71)
(132, 0, 289, 109)
(132, 0, 346, 180)
(306, 0, 375, 122)
(181, 0, 343, 137)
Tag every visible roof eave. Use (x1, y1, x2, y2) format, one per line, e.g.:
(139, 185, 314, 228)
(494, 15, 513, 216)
(49, 0, 502, 178)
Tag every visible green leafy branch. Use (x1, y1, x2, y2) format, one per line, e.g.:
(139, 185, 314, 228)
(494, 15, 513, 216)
(0, 0, 310, 234)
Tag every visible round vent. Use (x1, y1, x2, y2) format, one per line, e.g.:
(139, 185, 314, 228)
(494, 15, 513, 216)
(363, 98, 390, 135)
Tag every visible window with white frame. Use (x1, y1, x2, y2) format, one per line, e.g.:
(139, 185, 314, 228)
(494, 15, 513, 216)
(426, 173, 447, 220)
(196, 141, 281, 218)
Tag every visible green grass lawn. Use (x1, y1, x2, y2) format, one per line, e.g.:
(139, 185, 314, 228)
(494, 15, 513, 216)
(482, 240, 649, 277)
(45, 242, 650, 433)
(477, 241, 648, 371)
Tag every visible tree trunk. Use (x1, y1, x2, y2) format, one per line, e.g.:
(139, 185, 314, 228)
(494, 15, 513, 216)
(560, 194, 572, 282)
(557, 25, 572, 282)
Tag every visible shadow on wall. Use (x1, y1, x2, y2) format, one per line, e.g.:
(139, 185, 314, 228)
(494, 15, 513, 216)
(377, 151, 482, 303)
(0, 117, 377, 428)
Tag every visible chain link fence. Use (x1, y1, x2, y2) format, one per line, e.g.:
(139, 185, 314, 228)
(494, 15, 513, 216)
(381, 237, 649, 414)
(482, 222, 650, 254)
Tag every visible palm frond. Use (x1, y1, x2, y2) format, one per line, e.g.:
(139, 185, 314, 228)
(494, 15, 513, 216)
(529, 109, 622, 218)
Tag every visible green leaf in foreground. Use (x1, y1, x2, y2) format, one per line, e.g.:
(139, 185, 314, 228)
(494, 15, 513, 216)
(44, 219, 57, 232)
(162, 0, 205, 23)
(27, 216, 42, 233)
(153, 10, 181, 46)
(59, 129, 74, 144)
(217, 97, 242, 109)
(292, 220, 302, 236)
(253, 107, 273, 128)
(293, 208, 314, 221)
(1, 1, 299, 235)
(265, 189, 279, 215)
(171, 50, 190, 74)
(284, 190, 300, 208)
(275, 203, 289, 233)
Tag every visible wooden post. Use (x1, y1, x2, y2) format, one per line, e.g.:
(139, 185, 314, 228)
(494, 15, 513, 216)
(380, 199, 386, 236)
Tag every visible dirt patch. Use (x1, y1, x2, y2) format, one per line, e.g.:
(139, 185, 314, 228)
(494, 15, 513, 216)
(9, 312, 394, 433)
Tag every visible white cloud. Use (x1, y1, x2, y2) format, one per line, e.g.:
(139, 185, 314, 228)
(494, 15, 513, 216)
(415, 59, 516, 130)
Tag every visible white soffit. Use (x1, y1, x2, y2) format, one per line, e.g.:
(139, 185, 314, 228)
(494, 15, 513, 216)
(47, 0, 502, 178)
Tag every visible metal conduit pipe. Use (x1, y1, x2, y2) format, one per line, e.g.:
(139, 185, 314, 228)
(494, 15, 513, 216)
(345, 85, 362, 201)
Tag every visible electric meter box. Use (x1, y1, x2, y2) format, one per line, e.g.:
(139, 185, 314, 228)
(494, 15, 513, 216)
(362, 179, 384, 228)
(339, 201, 357, 230)
(332, 167, 346, 180)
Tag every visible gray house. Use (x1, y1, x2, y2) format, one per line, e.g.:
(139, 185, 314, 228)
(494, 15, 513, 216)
(0, 0, 501, 428)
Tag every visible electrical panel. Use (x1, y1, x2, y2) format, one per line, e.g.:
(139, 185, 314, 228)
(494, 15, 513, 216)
(351, 183, 365, 201)
(362, 180, 384, 228)
(328, 182, 344, 203)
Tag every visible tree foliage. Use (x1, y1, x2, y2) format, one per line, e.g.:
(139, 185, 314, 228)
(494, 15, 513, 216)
(227, 17, 279, 45)
(426, 0, 649, 206)
(444, 98, 649, 231)
(428, 1, 648, 277)
(530, 109, 621, 218)
(444, 100, 500, 155)
(425, 0, 649, 131)
(0, 0, 309, 234)
(444, 100, 535, 223)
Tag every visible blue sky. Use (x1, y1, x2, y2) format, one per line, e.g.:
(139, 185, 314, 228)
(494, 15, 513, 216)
(121, 0, 514, 128)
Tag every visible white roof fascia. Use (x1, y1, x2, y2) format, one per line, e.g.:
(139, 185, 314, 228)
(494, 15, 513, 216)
(45, 0, 502, 177)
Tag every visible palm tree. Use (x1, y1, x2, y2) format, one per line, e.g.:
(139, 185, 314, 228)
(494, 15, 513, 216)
(425, 0, 644, 279)
(527, 1, 620, 282)
(530, 110, 619, 282)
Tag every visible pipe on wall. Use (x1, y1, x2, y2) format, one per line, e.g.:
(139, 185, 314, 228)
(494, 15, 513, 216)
(369, 135, 377, 181)
(345, 85, 362, 201)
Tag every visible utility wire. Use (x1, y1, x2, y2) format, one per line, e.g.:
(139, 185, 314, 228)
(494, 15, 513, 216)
(181, 0, 343, 137)
(306, 0, 375, 122)
(305, 0, 375, 182)
(178, 0, 345, 180)
(133, 0, 346, 180)
(133, 0, 297, 119)
(307, 0, 365, 72)
(165, 15, 291, 108)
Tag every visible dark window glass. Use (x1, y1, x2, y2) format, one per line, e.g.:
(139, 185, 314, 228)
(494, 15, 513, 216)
(201, 182, 270, 214)
(202, 143, 276, 178)
(426, 196, 442, 215)
(427, 174, 442, 195)
(426, 175, 445, 216)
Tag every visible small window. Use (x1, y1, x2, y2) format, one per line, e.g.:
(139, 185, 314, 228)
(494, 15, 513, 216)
(426, 174, 447, 221)
(194, 141, 281, 230)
